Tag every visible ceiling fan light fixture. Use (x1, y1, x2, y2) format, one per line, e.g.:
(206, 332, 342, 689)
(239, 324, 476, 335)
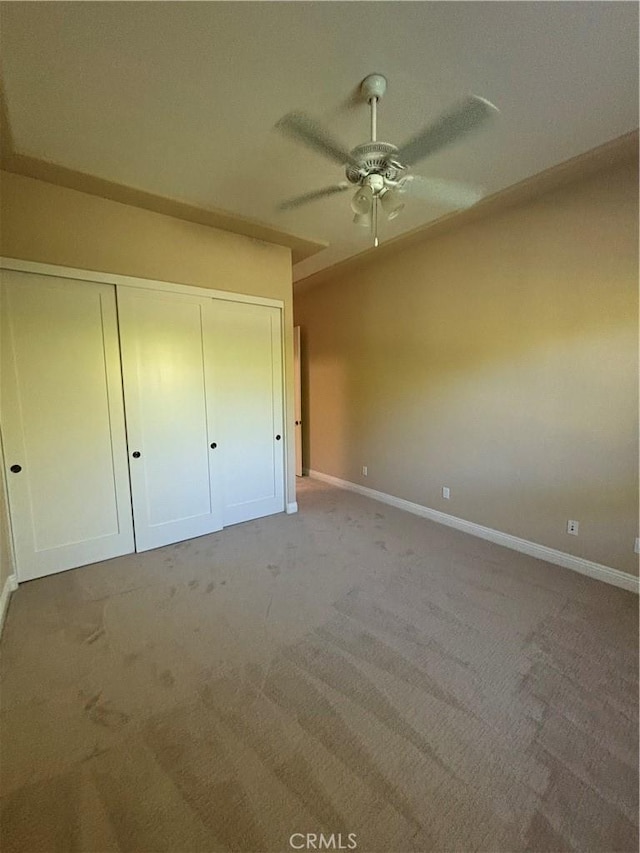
(350, 184, 374, 215)
(353, 212, 372, 227)
(380, 189, 405, 221)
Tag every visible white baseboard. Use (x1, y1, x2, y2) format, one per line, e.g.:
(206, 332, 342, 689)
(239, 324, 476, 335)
(306, 469, 639, 594)
(0, 573, 18, 638)
(286, 501, 298, 515)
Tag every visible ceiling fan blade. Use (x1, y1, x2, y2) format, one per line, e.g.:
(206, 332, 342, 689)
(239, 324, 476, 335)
(394, 95, 499, 167)
(278, 183, 350, 211)
(275, 111, 358, 167)
(401, 175, 485, 209)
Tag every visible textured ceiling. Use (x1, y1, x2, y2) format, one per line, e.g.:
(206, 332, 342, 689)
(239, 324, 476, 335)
(1, 2, 638, 281)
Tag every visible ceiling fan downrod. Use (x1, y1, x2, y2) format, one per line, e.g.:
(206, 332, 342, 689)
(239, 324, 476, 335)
(360, 74, 388, 246)
(371, 96, 377, 143)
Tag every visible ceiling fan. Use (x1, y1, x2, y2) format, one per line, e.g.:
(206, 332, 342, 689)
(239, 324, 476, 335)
(275, 74, 499, 246)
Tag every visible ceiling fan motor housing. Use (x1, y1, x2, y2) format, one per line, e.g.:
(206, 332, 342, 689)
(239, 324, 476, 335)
(345, 142, 402, 185)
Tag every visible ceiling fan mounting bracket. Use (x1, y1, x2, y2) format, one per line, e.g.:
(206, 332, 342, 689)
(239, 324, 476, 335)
(360, 74, 388, 102)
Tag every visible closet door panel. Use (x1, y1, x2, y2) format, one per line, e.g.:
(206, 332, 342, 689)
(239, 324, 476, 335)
(207, 300, 284, 525)
(1, 271, 134, 581)
(118, 287, 222, 551)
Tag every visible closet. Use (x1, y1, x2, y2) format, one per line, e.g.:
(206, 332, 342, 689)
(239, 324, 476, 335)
(1, 267, 287, 581)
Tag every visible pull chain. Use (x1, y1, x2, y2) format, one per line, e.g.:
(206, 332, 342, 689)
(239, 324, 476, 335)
(373, 196, 379, 247)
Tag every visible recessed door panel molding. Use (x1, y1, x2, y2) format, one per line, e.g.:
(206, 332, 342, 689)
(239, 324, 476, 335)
(207, 300, 285, 525)
(117, 287, 223, 551)
(1, 270, 135, 581)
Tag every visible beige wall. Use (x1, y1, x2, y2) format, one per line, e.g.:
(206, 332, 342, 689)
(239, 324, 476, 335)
(295, 159, 639, 576)
(0, 170, 297, 526)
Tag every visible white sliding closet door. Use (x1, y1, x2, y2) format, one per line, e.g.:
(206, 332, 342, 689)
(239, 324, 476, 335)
(207, 300, 284, 525)
(1, 271, 134, 581)
(118, 287, 222, 551)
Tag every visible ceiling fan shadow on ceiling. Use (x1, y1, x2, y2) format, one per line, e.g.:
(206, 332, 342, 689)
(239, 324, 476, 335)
(275, 74, 499, 247)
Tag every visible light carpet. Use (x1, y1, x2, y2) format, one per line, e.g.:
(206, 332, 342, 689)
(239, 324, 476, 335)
(1, 478, 638, 852)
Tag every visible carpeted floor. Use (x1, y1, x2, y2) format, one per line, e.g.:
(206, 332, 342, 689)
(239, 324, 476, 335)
(0, 478, 638, 853)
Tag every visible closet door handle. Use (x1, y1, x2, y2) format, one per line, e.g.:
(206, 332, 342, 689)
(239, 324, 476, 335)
(275, 435, 281, 441)
(10, 464, 22, 473)
(132, 451, 141, 459)
(210, 442, 217, 449)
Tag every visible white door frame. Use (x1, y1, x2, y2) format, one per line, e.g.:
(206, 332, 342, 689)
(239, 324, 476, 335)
(0, 258, 283, 308)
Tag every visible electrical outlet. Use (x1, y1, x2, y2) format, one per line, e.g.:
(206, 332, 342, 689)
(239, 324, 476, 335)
(361, 466, 368, 477)
(442, 486, 450, 500)
(635, 537, 640, 555)
(567, 520, 579, 536)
